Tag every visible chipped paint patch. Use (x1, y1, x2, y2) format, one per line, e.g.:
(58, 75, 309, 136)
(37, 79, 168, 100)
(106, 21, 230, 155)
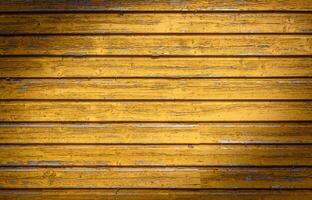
(28, 161, 63, 166)
(272, 185, 288, 189)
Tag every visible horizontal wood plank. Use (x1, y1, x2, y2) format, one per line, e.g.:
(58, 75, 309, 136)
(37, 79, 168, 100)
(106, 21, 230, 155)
(1, 13, 311, 34)
(0, 101, 311, 122)
(1, 145, 311, 166)
(1, 189, 312, 200)
(1, 122, 312, 144)
(1, 167, 311, 188)
(1, 35, 311, 56)
(0, 0, 311, 12)
(1, 78, 312, 100)
(1, 57, 311, 78)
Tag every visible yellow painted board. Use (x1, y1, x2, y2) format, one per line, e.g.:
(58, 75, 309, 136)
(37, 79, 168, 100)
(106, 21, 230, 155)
(1, 78, 312, 100)
(1, 122, 311, 144)
(1, 13, 311, 34)
(1, 145, 311, 166)
(1, 35, 311, 56)
(0, 167, 311, 188)
(1, 57, 311, 78)
(0, 101, 311, 122)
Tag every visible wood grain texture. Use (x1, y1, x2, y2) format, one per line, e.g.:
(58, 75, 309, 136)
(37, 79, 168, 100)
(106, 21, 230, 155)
(1, 189, 312, 200)
(1, 13, 311, 34)
(1, 57, 311, 78)
(1, 78, 312, 100)
(0, 0, 311, 12)
(1, 167, 311, 189)
(1, 101, 311, 122)
(1, 145, 311, 166)
(1, 122, 312, 144)
(1, 35, 311, 56)
(1, 0, 312, 194)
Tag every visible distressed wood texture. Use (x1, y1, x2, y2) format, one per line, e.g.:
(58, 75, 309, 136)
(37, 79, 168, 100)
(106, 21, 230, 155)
(0, 0, 312, 197)
(0, 35, 311, 56)
(1, 78, 312, 100)
(0, 0, 311, 12)
(1, 190, 312, 200)
(1, 13, 312, 34)
(1, 57, 312, 78)
(1, 122, 312, 144)
(1, 145, 311, 166)
(1, 167, 311, 189)
(1, 101, 312, 122)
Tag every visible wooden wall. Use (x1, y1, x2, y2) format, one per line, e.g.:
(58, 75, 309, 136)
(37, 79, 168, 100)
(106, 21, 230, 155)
(0, 0, 311, 199)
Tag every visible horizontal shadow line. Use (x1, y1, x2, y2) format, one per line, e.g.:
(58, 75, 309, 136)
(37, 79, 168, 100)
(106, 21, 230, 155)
(1, 10, 312, 14)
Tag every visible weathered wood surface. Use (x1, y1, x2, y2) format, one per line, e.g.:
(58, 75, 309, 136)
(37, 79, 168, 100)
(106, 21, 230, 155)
(1, 167, 311, 188)
(0, 0, 311, 197)
(1, 101, 311, 122)
(1, 189, 312, 200)
(1, 35, 311, 56)
(1, 122, 311, 144)
(1, 145, 311, 166)
(1, 57, 311, 78)
(1, 13, 311, 34)
(1, 78, 312, 100)
(0, 0, 311, 12)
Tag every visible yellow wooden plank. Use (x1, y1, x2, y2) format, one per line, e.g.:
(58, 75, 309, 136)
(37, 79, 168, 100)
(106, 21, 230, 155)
(1, 57, 311, 78)
(1, 122, 311, 144)
(0, 0, 311, 12)
(1, 145, 311, 166)
(1, 35, 311, 56)
(0, 101, 311, 122)
(0, 189, 312, 200)
(0, 167, 311, 188)
(1, 78, 311, 100)
(1, 13, 311, 34)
